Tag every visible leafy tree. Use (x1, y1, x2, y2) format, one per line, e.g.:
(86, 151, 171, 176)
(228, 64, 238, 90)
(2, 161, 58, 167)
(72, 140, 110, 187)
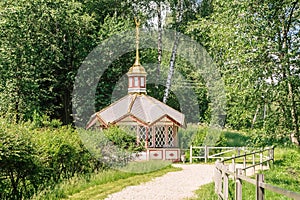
(186, 0, 299, 144)
(0, 0, 96, 124)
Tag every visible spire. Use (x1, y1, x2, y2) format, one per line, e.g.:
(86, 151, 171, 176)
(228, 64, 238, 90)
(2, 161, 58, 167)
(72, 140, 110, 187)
(134, 17, 140, 66)
(127, 17, 147, 94)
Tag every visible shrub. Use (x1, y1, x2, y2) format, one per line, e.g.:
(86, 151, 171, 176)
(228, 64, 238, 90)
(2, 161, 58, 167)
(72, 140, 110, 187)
(0, 125, 40, 200)
(247, 128, 291, 147)
(103, 126, 145, 152)
(0, 117, 102, 199)
(178, 124, 227, 162)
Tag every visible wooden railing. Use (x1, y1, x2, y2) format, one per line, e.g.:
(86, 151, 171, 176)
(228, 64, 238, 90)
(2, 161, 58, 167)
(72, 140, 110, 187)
(189, 145, 252, 163)
(220, 146, 274, 176)
(214, 146, 300, 200)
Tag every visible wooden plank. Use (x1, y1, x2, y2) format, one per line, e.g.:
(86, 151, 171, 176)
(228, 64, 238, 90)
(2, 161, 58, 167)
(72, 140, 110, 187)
(190, 145, 192, 163)
(224, 169, 235, 176)
(260, 152, 263, 170)
(204, 145, 208, 163)
(261, 182, 300, 199)
(235, 168, 242, 200)
(223, 166, 229, 200)
(208, 147, 236, 149)
(256, 174, 264, 200)
(214, 167, 220, 193)
(243, 153, 247, 176)
(243, 158, 273, 170)
(209, 149, 236, 157)
(237, 174, 256, 185)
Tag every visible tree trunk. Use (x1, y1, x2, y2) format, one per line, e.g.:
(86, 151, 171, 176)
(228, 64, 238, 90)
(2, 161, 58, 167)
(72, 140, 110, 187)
(156, 1, 162, 86)
(163, 0, 183, 103)
(251, 104, 260, 129)
(281, 1, 299, 142)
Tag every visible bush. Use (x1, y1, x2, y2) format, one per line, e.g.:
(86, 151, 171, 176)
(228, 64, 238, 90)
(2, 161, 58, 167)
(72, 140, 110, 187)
(103, 126, 145, 152)
(0, 124, 40, 200)
(178, 124, 226, 148)
(178, 124, 227, 162)
(0, 117, 102, 200)
(247, 128, 291, 147)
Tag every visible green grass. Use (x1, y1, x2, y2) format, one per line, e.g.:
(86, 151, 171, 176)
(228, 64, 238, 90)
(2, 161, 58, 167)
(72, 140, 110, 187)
(116, 160, 172, 173)
(190, 182, 218, 200)
(32, 161, 180, 200)
(193, 147, 300, 200)
(222, 130, 250, 147)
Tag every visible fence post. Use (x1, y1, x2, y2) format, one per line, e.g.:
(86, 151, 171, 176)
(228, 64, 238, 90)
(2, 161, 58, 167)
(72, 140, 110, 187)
(271, 146, 275, 163)
(204, 145, 208, 163)
(260, 151, 263, 170)
(235, 168, 242, 200)
(223, 165, 229, 200)
(232, 154, 236, 173)
(214, 160, 219, 193)
(214, 160, 222, 196)
(252, 153, 256, 174)
(190, 145, 192, 163)
(243, 152, 247, 176)
(256, 174, 264, 200)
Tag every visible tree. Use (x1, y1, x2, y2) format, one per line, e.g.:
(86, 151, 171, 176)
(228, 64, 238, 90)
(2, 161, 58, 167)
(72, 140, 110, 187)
(186, 0, 299, 143)
(0, 0, 96, 124)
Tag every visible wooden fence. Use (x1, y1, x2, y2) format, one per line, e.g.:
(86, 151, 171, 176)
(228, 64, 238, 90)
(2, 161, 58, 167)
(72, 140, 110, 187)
(189, 145, 253, 163)
(214, 146, 300, 200)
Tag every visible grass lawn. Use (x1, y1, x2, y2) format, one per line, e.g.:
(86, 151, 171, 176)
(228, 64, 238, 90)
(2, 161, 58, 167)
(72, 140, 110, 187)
(32, 160, 180, 200)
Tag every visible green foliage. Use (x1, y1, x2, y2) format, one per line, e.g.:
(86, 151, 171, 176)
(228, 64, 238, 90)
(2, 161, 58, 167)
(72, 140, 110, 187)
(223, 130, 250, 147)
(178, 124, 228, 162)
(0, 117, 102, 199)
(0, 0, 97, 124)
(103, 126, 145, 152)
(247, 128, 291, 148)
(178, 124, 227, 149)
(0, 0, 139, 125)
(0, 122, 40, 199)
(78, 127, 145, 171)
(186, 0, 300, 139)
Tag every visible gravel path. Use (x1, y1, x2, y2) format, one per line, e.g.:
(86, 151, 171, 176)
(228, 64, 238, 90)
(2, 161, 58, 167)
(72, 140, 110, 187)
(105, 164, 214, 200)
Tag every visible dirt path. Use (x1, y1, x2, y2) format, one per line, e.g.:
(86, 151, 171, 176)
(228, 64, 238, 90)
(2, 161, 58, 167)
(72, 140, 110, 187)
(105, 164, 214, 200)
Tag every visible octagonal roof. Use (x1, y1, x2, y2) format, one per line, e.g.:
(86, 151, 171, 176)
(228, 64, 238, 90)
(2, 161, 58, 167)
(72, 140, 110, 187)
(86, 93, 186, 129)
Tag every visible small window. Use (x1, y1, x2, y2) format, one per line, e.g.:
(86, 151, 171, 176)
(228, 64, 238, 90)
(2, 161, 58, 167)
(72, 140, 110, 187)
(140, 77, 145, 87)
(129, 77, 133, 87)
(134, 77, 139, 87)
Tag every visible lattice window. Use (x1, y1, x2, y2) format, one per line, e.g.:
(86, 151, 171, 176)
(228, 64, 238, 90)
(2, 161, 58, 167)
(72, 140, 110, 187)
(139, 126, 147, 142)
(154, 126, 165, 147)
(119, 125, 177, 148)
(167, 126, 174, 147)
(148, 127, 154, 147)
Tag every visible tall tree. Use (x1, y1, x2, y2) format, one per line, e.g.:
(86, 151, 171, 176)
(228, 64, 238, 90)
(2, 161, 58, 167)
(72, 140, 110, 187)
(0, 0, 96, 123)
(186, 0, 299, 142)
(163, 0, 184, 103)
